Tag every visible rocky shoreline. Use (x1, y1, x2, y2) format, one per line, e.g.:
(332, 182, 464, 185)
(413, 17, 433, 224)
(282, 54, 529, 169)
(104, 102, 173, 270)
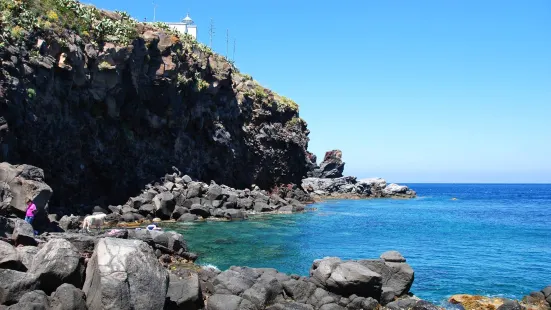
(1, 214, 550, 310)
(1, 1, 548, 309)
(0, 163, 549, 310)
(0, 160, 414, 232)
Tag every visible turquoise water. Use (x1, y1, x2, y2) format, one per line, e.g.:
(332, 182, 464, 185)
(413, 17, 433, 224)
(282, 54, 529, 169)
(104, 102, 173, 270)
(171, 184, 551, 303)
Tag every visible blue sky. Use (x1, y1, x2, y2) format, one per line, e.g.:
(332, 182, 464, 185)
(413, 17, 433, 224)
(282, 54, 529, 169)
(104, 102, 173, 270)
(86, 0, 551, 183)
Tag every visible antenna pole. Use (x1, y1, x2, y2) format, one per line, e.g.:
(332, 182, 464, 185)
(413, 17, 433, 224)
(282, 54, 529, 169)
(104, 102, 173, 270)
(152, 2, 157, 22)
(209, 18, 215, 48)
(233, 38, 236, 62)
(226, 29, 229, 58)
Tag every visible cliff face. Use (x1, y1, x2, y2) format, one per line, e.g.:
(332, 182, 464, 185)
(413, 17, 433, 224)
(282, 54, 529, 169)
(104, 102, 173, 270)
(0, 0, 310, 207)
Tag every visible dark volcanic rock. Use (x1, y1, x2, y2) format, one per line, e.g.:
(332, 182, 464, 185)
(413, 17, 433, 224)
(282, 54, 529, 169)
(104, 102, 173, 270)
(58, 215, 81, 232)
(6, 290, 50, 310)
(0, 15, 310, 210)
(14, 246, 38, 271)
(357, 258, 414, 298)
(312, 258, 383, 300)
(302, 176, 415, 199)
(0, 240, 21, 270)
(189, 204, 210, 218)
(12, 219, 37, 246)
(0, 269, 41, 305)
(385, 298, 418, 310)
(177, 213, 198, 222)
(0, 163, 53, 223)
(83, 238, 169, 310)
(50, 283, 87, 310)
(165, 271, 203, 310)
(412, 300, 441, 310)
(29, 239, 84, 294)
(207, 294, 256, 310)
(318, 150, 345, 178)
(42, 233, 97, 253)
(266, 301, 314, 310)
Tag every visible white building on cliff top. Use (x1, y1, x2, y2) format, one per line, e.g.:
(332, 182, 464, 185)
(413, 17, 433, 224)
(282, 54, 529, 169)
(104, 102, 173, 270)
(166, 14, 197, 39)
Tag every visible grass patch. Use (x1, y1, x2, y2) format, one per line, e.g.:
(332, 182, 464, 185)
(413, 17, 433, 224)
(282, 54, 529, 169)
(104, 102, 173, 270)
(0, 0, 138, 44)
(195, 78, 209, 92)
(27, 88, 36, 99)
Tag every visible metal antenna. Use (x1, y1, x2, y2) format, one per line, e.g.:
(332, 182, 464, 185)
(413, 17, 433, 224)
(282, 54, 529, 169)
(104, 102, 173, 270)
(209, 18, 215, 48)
(226, 29, 229, 58)
(233, 38, 236, 62)
(152, 2, 158, 22)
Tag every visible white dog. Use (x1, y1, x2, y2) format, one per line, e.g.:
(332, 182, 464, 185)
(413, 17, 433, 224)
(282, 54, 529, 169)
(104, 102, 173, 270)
(82, 213, 107, 233)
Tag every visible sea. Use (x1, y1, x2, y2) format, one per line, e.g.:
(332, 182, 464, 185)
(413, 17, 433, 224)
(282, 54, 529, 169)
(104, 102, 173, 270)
(170, 184, 551, 304)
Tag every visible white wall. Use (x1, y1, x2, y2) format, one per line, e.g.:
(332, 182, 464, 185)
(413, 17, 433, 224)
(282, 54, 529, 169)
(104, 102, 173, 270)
(166, 23, 197, 39)
(187, 27, 197, 39)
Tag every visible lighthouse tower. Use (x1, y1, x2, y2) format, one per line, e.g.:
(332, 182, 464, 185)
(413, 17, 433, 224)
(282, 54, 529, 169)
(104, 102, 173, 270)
(167, 13, 197, 39)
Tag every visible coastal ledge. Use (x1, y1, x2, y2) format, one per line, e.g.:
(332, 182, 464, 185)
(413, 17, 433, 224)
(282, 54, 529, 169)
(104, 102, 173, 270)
(303, 150, 416, 200)
(302, 177, 416, 200)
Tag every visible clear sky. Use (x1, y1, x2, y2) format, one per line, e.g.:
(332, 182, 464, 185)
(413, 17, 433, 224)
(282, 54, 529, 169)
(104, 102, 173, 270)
(86, 0, 551, 183)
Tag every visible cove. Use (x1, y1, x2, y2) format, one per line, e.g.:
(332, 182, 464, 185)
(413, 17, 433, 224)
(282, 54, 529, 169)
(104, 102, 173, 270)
(171, 183, 551, 304)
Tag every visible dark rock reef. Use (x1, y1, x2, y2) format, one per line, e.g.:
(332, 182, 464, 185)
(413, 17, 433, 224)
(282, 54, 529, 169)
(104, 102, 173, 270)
(303, 150, 416, 199)
(0, 0, 310, 208)
(308, 150, 345, 178)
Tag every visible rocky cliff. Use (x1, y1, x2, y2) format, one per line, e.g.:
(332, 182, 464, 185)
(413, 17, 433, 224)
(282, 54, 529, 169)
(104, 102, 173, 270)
(0, 0, 311, 207)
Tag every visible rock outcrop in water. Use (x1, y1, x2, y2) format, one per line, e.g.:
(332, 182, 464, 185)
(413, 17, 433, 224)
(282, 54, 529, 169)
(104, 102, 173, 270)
(0, 0, 310, 208)
(304, 150, 416, 199)
(302, 176, 416, 199)
(308, 150, 345, 178)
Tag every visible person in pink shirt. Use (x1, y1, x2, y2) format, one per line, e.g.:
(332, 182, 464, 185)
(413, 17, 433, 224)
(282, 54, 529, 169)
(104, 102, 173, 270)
(25, 198, 37, 224)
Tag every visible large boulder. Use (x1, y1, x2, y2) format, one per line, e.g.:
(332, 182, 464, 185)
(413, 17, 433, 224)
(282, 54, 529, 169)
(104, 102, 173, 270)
(149, 231, 187, 253)
(12, 219, 37, 246)
(165, 271, 203, 310)
(29, 239, 83, 294)
(0, 269, 41, 305)
(153, 192, 175, 220)
(42, 233, 97, 253)
(310, 258, 382, 300)
(186, 182, 203, 199)
(0, 240, 21, 270)
(82, 238, 169, 310)
(0, 163, 52, 218)
(177, 213, 198, 222)
(206, 294, 256, 310)
(58, 215, 81, 232)
(5, 290, 50, 310)
(241, 273, 283, 307)
(543, 286, 551, 304)
(358, 253, 414, 298)
(267, 302, 314, 310)
(206, 184, 223, 201)
(15, 246, 38, 270)
(50, 283, 87, 310)
(281, 278, 317, 303)
(0, 215, 12, 237)
(318, 150, 345, 178)
(213, 269, 256, 295)
(189, 204, 210, 218)
(382, 184, 416, 198)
